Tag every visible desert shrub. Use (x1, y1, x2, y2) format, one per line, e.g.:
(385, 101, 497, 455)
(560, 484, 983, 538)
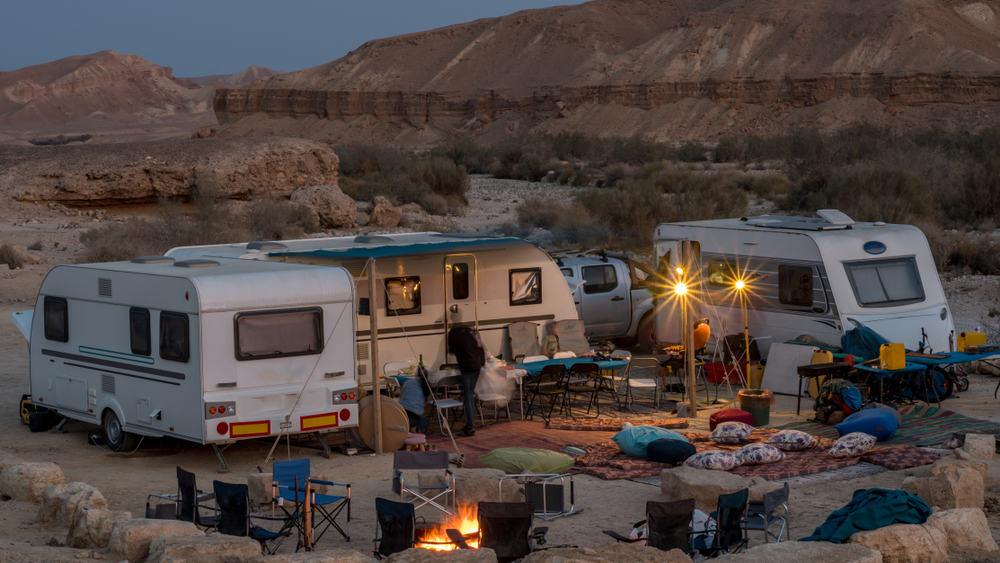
(925, 229, 1000, 275)
(556, 168, 575, 185)
(335, 144, 408, 177)
(602, 163, 632, 188)
(954, 155, 1000, 225)
(516, 195, 570, 230)
(432, 138, 493, 173)
(409, 157, 469, 201)
(244, 199, 319, 240)
(0, 242, 25, 269)
(751, 174, 791, 196)
(79, 217, 171, 263)
(571, 169, 590, 186)
(676, 141, 709, 162)
(511, 153, 548, 182)
(28, 134, 92, 146)
(28, 239, 43, 251)
(713, 137, 743, 163)
(606, 136, 673, 166)
(791, 164, 933, 225)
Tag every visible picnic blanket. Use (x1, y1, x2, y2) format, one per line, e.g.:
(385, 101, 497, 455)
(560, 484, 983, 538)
(776, 404, 997, 447)
(547, 417, 689, 431)
(423, 421, 612, 468)
(801, 488, 932, 543)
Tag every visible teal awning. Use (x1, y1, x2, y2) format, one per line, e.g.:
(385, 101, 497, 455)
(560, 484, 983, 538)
(269, 237, 527, 260)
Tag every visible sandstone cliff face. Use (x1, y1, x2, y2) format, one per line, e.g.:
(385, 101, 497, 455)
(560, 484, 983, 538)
(2, 138, 339, 207)
(213, 0, 1000, 143)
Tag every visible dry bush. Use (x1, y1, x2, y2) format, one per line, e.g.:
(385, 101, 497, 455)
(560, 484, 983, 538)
(335, 144, 408, 177)
(78, 217, 170, 263)
(924, 228, 1000, 275)
(956, 156, 1000, 225)
(28, 239, 43, 251)
(0, 242, 25, 269)
(244, 199, 318, 240)
(516, 195, 572, 231)
(410, 157, 469, 201)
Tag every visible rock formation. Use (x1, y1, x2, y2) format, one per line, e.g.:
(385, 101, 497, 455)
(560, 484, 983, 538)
(213, 0, 1000, 144)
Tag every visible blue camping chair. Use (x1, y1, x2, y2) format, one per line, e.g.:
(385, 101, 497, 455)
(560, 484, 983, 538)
(213, 480, 296, 555)
(273, 458, 351, 544)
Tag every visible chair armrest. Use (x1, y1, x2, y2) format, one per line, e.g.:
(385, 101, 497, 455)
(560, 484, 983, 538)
(251, 513, 303, 523)
(308, 479, 350, 488)
(602, 530, 639, 543)
(196, 493, 216, 503)
(147, 493, 178, 502)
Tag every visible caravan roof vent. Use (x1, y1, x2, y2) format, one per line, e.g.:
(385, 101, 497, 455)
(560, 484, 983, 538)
(131, 256, 175, 264)
(173, 259, 220, 268)
(246, 241, 288, 251)
(354, 235, 394, 244)
(817, 209, 855, 226)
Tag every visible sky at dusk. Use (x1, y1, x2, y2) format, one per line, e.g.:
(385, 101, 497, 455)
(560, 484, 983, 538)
(1, 0, 585, 77)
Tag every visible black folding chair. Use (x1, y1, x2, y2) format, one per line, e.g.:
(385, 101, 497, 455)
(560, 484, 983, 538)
(563, 362, 601, 419)
(374, 497, 415, 560)
(393, 450, 456, 516)
(743, 482, 790, 543)
(603, 498, 695, 555)
(693, 488, 749, 557)
(478, 502, 548, 563)
(525, 364, 566, 421)
(146, 466, 217, 528)
(213, 480, 295, 555)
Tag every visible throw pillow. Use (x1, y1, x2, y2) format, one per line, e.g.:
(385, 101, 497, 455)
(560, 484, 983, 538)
(709, 421, 754, 444)
(765, 429, 818, 451)
(684, 450, 743, 471)
(829, 432, 877, 458)
(647, 439, 698, 464)
(733, 443, 786, 465)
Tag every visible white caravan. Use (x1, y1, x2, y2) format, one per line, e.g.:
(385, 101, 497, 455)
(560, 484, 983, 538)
(653, 211, 955, 357)
(18, 257, 358, 467)
(166, 233, 579, 386)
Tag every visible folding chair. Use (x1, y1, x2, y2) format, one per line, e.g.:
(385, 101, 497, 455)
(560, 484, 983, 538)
(478, 502, 548, 563)
(525, 364, 566, 421)
(145, 467, 218, 528)
(213, 480, 294, 555)
(508, 321, 541, 364)
(692, 488, 749, 557)
(603, 498, 695, 555)
(556, 319, 592, 356)
(624, 357, 662, 412)
(595, 349, 631, 411)
(430, 374, 465, 432)
(562, 362, 601, 419)
(373, 497, 416, 560)
(742, 482, 789, 543)
(273, 458, 351, 544)
(383, 360, 415, 395)
(393, 450, 456, 516)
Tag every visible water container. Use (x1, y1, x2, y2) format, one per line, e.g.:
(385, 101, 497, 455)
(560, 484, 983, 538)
(809, 349, 834, 397)
(880, 343, 905, 370)
(958, 331, 987, 352)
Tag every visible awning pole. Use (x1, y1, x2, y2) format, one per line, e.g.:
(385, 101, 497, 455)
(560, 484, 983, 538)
(369, 259, 384, 454)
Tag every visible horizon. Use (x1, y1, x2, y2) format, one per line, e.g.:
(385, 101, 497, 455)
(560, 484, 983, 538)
(0, 0, 585, 77)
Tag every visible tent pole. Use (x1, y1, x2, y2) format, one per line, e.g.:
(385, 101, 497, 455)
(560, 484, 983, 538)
(683, 240, 697, 418)
(369, 259, 384, 455)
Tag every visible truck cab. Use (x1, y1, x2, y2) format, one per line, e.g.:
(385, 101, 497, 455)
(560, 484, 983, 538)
(554, 252, 656, 349)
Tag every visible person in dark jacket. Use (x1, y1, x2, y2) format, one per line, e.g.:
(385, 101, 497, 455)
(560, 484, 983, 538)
(448, 325, 485, 436)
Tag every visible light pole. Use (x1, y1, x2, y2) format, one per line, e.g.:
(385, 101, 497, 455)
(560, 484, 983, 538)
(734, 279, 751, 387)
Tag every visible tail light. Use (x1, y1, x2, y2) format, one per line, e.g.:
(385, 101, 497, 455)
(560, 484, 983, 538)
(206, 402, 236, 419)
(332, 392, 357, 403)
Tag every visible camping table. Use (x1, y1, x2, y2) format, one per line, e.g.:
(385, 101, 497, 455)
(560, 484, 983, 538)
(853, 363, 927, 405)
(515, 358, 629, 417)
(905, 350, 1000, 397)
(795, 362, 853, 415)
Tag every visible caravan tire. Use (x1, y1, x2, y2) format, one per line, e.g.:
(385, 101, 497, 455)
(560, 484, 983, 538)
(103, 410, 137, 452)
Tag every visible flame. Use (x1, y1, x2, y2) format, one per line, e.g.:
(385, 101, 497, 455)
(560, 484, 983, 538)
(414, 504, 480, 551)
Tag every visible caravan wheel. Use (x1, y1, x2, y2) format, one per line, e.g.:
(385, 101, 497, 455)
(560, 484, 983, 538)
(103, 410, 137, 452)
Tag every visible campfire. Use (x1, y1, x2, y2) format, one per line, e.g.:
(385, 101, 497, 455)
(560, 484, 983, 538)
(414, 505, 480, 551)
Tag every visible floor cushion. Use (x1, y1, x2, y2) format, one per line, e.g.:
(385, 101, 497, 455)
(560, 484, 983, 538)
(829, 432, 877, 458)
(613, 426, 689, 458)
(734, 443, 786, 465)
(837, 408, 899, 441)
(685, 450, 743, 471)
(709, 421, 754, 444)
(860, 402, 903, 426)
(479, 447, 574, 474)
(647, 439, 698, 464)
(709, 408, 755, 430)
(766, 429, 818, 451)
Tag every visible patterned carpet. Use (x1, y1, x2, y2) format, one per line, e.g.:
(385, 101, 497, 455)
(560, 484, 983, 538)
(423, 421, 614, 468)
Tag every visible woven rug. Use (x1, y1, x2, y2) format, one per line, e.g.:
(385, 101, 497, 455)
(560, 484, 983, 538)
(860, 445, 940, 470)
(775, 405, 998, 447)
(547, 417, 689, 432)
(423, 421, 613, 468)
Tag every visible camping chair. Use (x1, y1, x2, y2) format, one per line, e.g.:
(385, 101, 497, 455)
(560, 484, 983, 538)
(594, 350, 631, 410)
(478, 502, 548, 563)
(562, 362, 601, 419)
(374, 497, 416, 560)
(508, 321, 541, 364)
(692, 488, 749, 557)
(430, 373, 466, 432)
(145, 467, 218, 529)
(525, 364, 566, 421)
(603, 498, 695, 555)
(742, 482, 789, 543)
(393, 450, 456, 516)
(624, 357, 662, 412)
(273, 458, 351, 543)
(383, 360, 415, 395)
(556, 319, 592, 356)
(213, 480, 295, 555)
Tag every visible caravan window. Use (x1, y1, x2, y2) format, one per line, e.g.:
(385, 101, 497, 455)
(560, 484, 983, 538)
(43, 297, 69, 342)
(708, 263, 736, 287)
(129, 308, 151, 356)
(235, 308, 323, 361)
(452, 263, 470, 300)
(779, 266, 814, 307)
(510, 268, 542, 306)
(844, 257, 925, 308)
(159, 312, 190, 362)
(582, 265, 617, 294)
(385, 277, 421, 315)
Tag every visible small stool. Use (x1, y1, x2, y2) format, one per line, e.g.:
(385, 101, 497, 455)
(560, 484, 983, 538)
(404, 432, 426, 451)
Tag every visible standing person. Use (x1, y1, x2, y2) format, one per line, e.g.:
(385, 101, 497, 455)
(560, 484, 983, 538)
(448, 325, 485, 437)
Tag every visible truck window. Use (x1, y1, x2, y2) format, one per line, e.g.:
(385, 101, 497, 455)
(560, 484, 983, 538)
(235, 307, 324, 361)
(159, 312, 190, 363)
(510, 268, 542, 306)
(452, 263, 469, 300)
(44, 297, 69, 342)
(129, 308, 151, 356)
(778, 266, 814, 307)
(844, 257, 925, 307)
(582, 265, 618, 294)
(385, 277, 421, 315)
(560, 268, 573, 277)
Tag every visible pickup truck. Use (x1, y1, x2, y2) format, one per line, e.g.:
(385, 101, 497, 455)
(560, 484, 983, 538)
(554, 251, 657, 350)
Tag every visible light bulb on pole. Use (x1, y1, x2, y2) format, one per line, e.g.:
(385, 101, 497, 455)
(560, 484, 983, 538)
(734, 278, 751, 388)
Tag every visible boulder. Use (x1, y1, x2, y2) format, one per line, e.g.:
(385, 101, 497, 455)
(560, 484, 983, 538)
(901, 466, 983, 509)
(955, 448, 972, 460)
(38, 482, 106, 526)
(659, 466, 776, 512)
(0, 462, 66, 502)
(0, 450, 24, 472)
(385, 548, 498, 563)
(961, 434, 995, 460)
(0, 548, 30, 563)
(714, 542, 882, 562)
(521, 543, 693, 562)
(930, 457, 987, 480)
(926, 508, 999, 552)
(66, 501, 131, 549)
(291, 185, 357, 228)
(106, 519, 202, 563)
(248, 473, 273, 507)
(369, 196, 402, 229)
(249, 550, 378, 563)
(146, 533, 261, 563)
(974, 360, 1000, 376)
(849, 522, 948, 563)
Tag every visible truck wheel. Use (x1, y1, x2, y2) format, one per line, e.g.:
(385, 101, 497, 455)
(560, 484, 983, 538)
(637, 314, 656, 353)
(103, 410, 136, 452)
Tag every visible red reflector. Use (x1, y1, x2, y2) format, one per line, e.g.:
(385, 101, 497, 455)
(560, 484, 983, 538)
(340, 408, 350, 422)
(341, 393, 348, 400)
(217, 422, 229, 435)
(218, 406, 226, 414)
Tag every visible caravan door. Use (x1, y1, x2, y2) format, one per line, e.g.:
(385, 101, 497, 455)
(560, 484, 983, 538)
(653, 239, 701, 346)
(444, 256, 478, 340)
